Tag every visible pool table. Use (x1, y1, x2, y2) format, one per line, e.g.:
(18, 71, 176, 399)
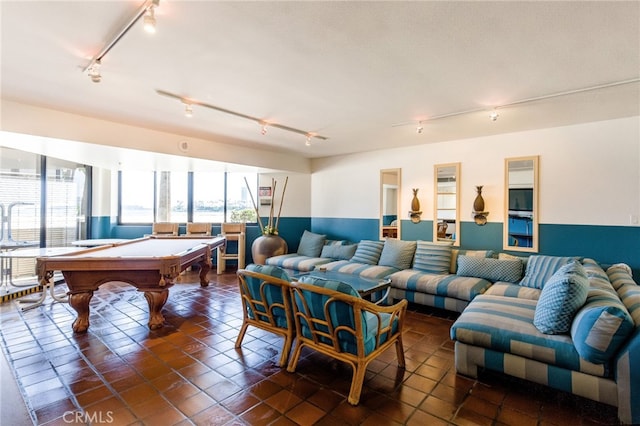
(36, 236, 225, 333)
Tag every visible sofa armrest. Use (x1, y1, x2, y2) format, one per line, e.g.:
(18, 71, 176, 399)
(615, 327, 640, 424)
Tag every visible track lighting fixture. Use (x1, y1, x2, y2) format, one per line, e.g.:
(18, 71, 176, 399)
(184, 104, 193, 118)
(392, 78, 640, 129)
(143, 6, 157, 33)
(87, 59, 102, 83)
(83, 0, 159, 83)
(156, 89, 329, 145)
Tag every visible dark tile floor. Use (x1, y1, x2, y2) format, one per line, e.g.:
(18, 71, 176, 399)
(0, 269, 620, 425)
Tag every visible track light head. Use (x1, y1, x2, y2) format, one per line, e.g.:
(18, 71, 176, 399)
(489, 109, 499, 121)
(184, 103, 193, 118)
(416, 121, 424, 134)
(87, 59, 102, 83)
(143, 6, 156, 33)
(305, 135, 312, 146)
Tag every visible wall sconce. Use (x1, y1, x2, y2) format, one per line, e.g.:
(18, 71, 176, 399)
(472, 185, 489, 225)
(409, 188, 422, 223)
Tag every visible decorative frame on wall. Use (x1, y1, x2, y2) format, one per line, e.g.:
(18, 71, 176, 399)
(434, 162, 460, 246)
(259, 186, 272, 205)
(380, 168, 401, 239)
(504, 156, 539, 252)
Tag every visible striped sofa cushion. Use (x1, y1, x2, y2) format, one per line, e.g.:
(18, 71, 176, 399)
(570, 260, 634, 364)
(350, 240, 384, 265)
(484, 282, 541, 300)
(451, 295, 607, 377)
(266, 254, 332, 272)
(321, 260, 399, 279)
(413, 241, 453, 274)
(607, 263, 640, 326)
(519, 255, 578, 289)
(388, 269, 492, 302)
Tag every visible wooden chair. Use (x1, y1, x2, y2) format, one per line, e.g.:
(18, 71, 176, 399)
(152, 222, 179, 236)
(287, 276, 407, 405)
(236, 264, 295, 367)
(186, 222, 211, 236)
(217, 222, 246, 274)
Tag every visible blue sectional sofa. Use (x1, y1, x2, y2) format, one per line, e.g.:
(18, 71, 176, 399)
(265, 231, 640, 423)
(451, 260, 640, 425)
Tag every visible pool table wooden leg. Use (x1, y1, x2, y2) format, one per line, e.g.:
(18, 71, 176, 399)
(199, 260, 211, 287)
(69, 291, 94, 333)
(144, 289, 169, 329)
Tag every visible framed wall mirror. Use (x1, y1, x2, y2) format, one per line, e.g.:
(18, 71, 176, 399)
(434, 163, 460, 246)
(380, 168, 401, 239)
(504, 156, 539, 252)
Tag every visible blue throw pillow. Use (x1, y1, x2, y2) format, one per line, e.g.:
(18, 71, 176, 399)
(297, 230, 326, 257)
(533, 260, 589, 334)
(320, 244, 358, 260)
(378, 239, 416, 270)
(520, 255, 577, 289)
(350, 240, 384, 265)
(456, 256, 523, 283)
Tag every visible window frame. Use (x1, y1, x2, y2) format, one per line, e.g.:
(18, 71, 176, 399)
(117, 170, 258, 225)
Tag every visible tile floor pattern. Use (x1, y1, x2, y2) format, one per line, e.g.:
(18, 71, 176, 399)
(0, 270, 620, 425)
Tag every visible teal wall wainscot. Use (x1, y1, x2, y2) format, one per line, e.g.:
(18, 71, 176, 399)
(93, 216, 640, 277)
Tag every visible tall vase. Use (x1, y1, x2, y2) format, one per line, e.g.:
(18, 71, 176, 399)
(411, 188, 420, 211)
(473, 185, 485, 212)
(251, 234, 288, 265)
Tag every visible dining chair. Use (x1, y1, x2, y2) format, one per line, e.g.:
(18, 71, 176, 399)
(186, 222, 211, 236)
(152, 222, 179, 236)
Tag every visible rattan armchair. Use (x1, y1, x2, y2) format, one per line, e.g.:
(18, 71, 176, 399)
(236, 264, 295, 367)
(287, 276, 407, 405)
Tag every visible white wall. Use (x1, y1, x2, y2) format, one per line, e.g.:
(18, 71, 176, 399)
(258, 172, 312, 218)
(310, 116, 640, 227)
(0, 100, 311, 174)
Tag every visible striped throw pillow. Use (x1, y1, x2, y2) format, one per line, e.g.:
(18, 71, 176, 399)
(350, 240, 384, 265)
(413, 241, 453, 274)
(520, 255, 577, 289)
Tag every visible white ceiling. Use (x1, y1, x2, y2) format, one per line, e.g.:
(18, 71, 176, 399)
(1, 0, 639, 165)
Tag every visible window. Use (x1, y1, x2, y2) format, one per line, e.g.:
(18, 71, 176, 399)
(227, 172, 257, 223)
(193, 171, 225, 223)
(0, 147, 90, 283)
(119, 170, 257, 224)
(120, 171, 155, 223)
(157, 171, 188, 223)
(46, 158, 90, 244)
